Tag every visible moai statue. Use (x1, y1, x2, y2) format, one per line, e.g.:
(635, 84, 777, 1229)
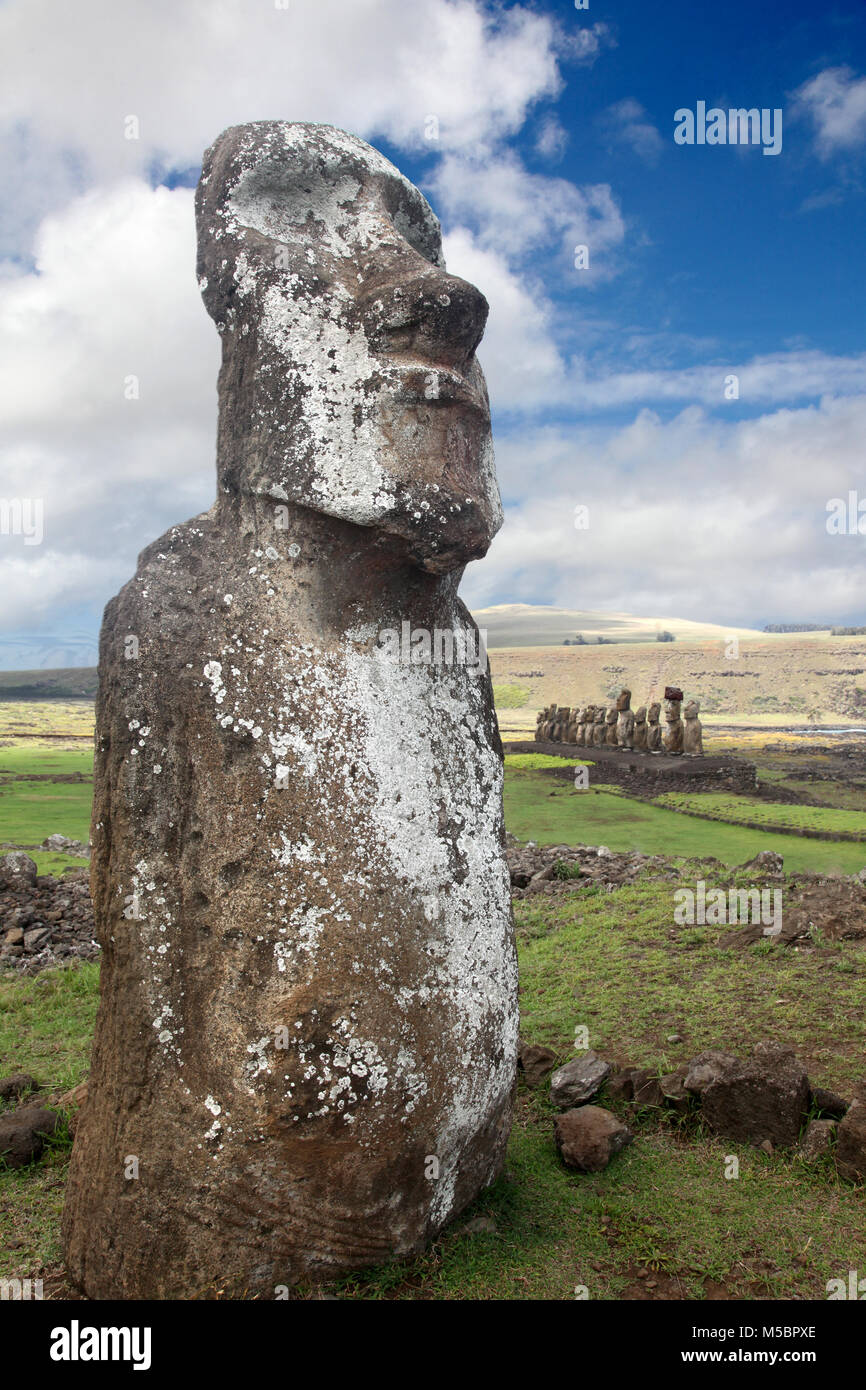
(566, 709, 579, 744)
(535, 708, 545, 742)
(633, 705, 648, 752)
(605, 706, 619, 747)
(615, 688, 634, 751)
(646, 701, 663, 753)
(557, 707, 571, 744)
(576, 704, 593, 747)
(543, 703, 557, 740)
(592, 705, 607, 747)
(663, 685, 684, 755)
(683, 699, 704, 756)
(62, 123, 518, 1300)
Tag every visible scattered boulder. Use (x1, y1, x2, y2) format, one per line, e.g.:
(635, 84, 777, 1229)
(630, 1069, 665, 1108)
(659, 1069, 692, 1115)
(700, 1042, 810, 1148)
(684, 1051, 738, 1096)
(0, 1105, 59, 1168)
(811, 1086, 848, 1120)
(0, 1072, 37, 1103)
(798, 1119, 836, 1163)
(740, 850, 784, 877)
(554, 1106, 634, 1172)
(41, 834, 90, 857)
(605, 1068, 635, 1102)
(549, 1051, 611, 1108)
(0, 852, 38, 889)
(836, 1086, 866, 1182)
(518, 1042, 558, 1087)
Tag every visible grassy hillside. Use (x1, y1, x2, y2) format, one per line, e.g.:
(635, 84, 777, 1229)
(474, 603, 801, 649)
(0, 668, 98, 700)
(489, 636, 866, 730)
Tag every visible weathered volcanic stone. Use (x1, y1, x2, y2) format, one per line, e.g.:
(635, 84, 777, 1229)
(518, 1042, 558, 1087)
(554, 1106, 634, 1172)
(836, 1085, 866, 1182)
(62, 122, 518, 1300)
(0, 853, 38, 889)
(700, 1042, 810, 1148)
(549, 1052, 611, 1108)
(0, 1105, 58, 1168)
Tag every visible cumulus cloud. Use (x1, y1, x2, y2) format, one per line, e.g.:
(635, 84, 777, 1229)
(793, 66, 866, 158)
(0, 183, 217, 640)
(0, 0, 563, 255)
(462, 395, 866, 626)
(430, 149, 626, 270)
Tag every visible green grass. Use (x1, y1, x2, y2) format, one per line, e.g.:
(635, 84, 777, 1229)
(505, 753, 593, 771)
(504, 770, 866, 873)
(655, 790, 866, 838)
(493, 683, 530, 709)
(0, 739, 93, 862)
(0, 963, 99, 1098)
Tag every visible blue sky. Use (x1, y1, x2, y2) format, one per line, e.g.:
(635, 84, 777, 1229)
(1, 0, 865, 666)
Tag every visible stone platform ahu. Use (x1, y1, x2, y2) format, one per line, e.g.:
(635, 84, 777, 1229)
(62, 122, 518, 1299)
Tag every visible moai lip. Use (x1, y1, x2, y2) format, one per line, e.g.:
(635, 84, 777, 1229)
(62, 122, 518, 1300)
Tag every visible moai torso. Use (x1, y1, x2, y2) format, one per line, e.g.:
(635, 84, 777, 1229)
(683, 699, 704, 756)
(592, 707, 607, 746)
(616, 688, 634, 751)
(663, 691, 684, 755)
(646, 701, 662, 752)
(62, 122, 518, 1300)
(633, 706, 648, 751)
(605, 706, 619, 746)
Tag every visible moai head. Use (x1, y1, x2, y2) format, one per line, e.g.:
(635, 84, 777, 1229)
(605, 706, 618, 726)
(647, 701, 661, 725)
(615, 687, 632, 712)
(594, 707, 606, 726)
(684, 699, 700, 720)
(580, 704, 594, 723)
(664, 698, 682, 724)
(634, 705, 647, 725)
(195, 121, 502, 574)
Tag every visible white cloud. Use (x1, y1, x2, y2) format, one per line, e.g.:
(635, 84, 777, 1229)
(430, 149, 626, 267)
(598, 98, 663, 163)
(0, 0, 563, 254)
(0, 183, 217, 638)
(462, 394, 866, 625)
(794, 66, 866, 158)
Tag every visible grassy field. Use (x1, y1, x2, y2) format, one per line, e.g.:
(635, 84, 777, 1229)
(2, 697, 866, 1300)
(0, 737, 93, 872)
(504, 769, 866, 874)
(3, 890, 864, 1299)
(654, 791, 866, 838)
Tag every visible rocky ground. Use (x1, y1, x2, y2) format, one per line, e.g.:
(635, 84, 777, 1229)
(0, 853, 96, 975)
(506, 836, 866, 945)
(3, 837, 866, 973)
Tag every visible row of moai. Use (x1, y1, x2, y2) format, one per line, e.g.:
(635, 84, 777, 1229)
(535, 687, 704, 756)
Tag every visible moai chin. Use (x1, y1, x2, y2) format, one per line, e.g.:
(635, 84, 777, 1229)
(615, 688, 634, 751)
(646, 701, 663, 753)
(633, 705, 648, 752)
(663, 686, 685, 755)
(62, 122, 518, 1299)
(683, 699, 704, 756)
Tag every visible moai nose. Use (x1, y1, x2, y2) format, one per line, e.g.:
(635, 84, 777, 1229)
(359, 267, 489, 370)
